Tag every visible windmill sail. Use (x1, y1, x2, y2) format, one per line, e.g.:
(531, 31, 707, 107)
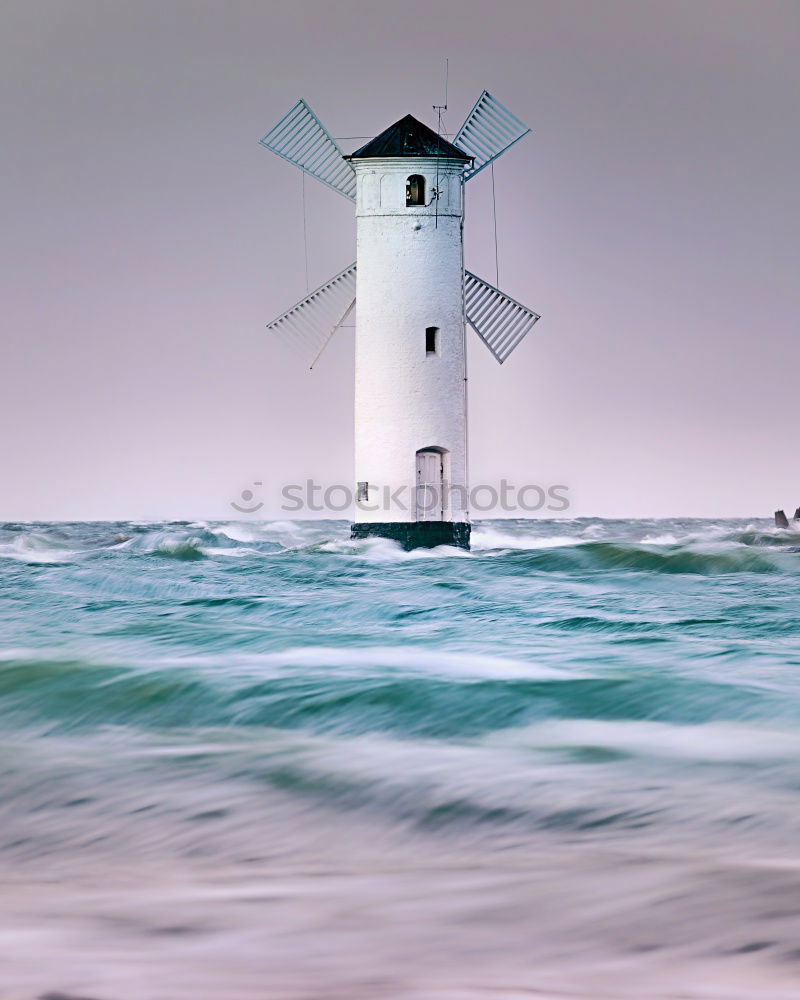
(267, 263, 357, 366)
(464, 271, 540, 364)
(455, 91, 531, 180)
(260, 100, 357, 202)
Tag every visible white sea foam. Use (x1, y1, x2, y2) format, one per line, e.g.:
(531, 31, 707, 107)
(470, 527, 583, 551)
(210, 522, 264, 543)
(0, 533, 80, 563)
(229, 645, 567, 681)
(202, 545, 259, 558)
(315, 535, 473, 561)
(500, 719, 800, 763)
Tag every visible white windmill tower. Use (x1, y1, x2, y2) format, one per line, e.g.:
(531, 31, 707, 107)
(261, 92, 540, 550)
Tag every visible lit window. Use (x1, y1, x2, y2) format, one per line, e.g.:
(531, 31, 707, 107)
(406, 175, 425, 206)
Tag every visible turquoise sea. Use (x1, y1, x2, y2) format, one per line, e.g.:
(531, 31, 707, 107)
(1, 517, 799, 999)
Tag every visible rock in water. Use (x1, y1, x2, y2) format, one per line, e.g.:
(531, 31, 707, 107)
(775, 510, 789, 528)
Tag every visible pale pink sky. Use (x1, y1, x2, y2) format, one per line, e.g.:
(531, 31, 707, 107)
(2, 0, 798, 519)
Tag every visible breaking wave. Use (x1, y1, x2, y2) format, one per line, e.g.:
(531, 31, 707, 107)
(2, 517, 800, 575)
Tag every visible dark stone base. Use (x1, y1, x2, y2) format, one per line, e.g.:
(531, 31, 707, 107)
(350, 521, 471, 551)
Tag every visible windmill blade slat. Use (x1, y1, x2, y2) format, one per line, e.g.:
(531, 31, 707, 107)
(466, 118, 518, 158)
(275, 107, 323, 151)
(464, 270, 540, 364)
(477, 99, 523, 138)
(273, 106, 311, 142)
(496, 316, 538, 357)
(274, 297, 352, 359)
(455, 91, 531, 180)
(269, 102, 305, 140)
(504, 323, 537, 357)
(301, 309, 335, 342)
(489, 304, 526, 346)
(268, 107, 318, 154)
(281, 313, 319, 346)
(299, 129, 335, 166)
(459, 127, 496, 159)
(291, 129, 326, 163)
(482, 101, 523, 138)
(260, 99, 357, 202)
(270, 323, 312, 364)
(275, 321, 315, 360)
(293, 128, 331, 165)
(470, 290, 507, 327)
(276, 313, 318, 347)
(304, 144, 335, 174)
(494, 310, 533, 354)
(267, 263, 357, 365)
(463, 110, 515, 150)
(459, 112, 522, 168)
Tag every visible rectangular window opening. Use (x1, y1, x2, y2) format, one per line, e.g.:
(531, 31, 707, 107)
(406, 174, 426, 206)
(426, 326, 439, 355)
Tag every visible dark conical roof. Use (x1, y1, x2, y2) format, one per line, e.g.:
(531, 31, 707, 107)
(347, 114, 472, 160)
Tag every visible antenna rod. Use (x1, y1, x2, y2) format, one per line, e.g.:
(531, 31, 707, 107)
(432, 58, 448, 114)
(432, 59, 448, 230)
